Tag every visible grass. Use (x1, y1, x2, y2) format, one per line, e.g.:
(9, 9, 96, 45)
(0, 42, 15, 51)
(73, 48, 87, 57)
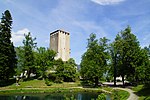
(0, 87, 104, 95)
(132, 85, 144, 92)
(0, 80, 102, 94)
(111, 89, 130, 100)
(132, 85, 150, 100)
(1, 79, 81, 89)
(101, 86, 113, 92)
(0, 79, 130, 100)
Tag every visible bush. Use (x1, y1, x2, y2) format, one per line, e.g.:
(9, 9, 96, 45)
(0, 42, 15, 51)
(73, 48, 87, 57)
(54, 77, 63, 83)
(145, 96, 150, 100)
(111, 89, 129, 100)
(97, 93, 106, 100)
(45, 78, 53, 86)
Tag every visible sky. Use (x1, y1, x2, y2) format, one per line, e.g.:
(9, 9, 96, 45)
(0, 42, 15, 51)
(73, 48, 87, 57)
(0, 0, 150, 64)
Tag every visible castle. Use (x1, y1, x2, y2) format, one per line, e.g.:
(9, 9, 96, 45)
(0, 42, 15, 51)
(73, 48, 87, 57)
(50, 30, 70, 61)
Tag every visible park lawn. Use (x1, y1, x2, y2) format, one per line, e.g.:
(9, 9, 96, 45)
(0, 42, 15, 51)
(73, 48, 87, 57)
(101, 86, 113, 92)
(118, 90, 130, 100)
(1, 79, 81, 89)
(112, 89, 130, 100)
(3, 79, 47, 89)
(132, 85, 150, 100)
(0, 79, 129, 100)
(0, 80, 102, 94)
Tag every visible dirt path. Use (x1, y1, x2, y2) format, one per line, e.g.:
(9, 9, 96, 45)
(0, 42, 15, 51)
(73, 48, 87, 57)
(114, 87, 139, 100)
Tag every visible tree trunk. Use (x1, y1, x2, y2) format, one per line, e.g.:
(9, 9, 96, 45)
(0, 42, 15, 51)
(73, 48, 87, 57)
(95, 77, 99, 87)
(114, 55, 117, 86)
(27, 69, 31, 79)
(122, 75, 125, 86)
(114, 72, 116, 86)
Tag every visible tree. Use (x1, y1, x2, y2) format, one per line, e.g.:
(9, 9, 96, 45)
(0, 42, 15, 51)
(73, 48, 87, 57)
(109, 43, 118, 86)
(23, 32, 36, 78)
(63, 58, 77, 82)
(144, 45, 150, 58)
(35, 47, 56, 79)
(55, 58, 77, 82)
(0, 10, 17, 80)
(134, 48, 150, 84)
(135, 46, 150, 85)
(15, 46, 24, 74)
(80, 33, 109, 86)
(54, 58, 64, 83)
(112, 26, 142, 85)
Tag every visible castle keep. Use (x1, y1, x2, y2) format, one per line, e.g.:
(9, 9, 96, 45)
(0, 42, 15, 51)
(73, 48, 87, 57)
(50, 30, 70, 61)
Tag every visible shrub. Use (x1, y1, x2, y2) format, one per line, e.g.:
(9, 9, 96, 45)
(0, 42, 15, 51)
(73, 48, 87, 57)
(45, 78, 53, 86)
(97, 93, 106, 100)
(54, 77, 63, 83)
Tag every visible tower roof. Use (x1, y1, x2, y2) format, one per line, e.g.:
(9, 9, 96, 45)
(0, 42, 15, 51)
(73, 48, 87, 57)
(50, 29, 70, 35)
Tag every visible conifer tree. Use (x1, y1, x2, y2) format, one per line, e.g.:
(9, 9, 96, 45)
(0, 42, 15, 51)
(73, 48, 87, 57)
(0, 10, 17, 80)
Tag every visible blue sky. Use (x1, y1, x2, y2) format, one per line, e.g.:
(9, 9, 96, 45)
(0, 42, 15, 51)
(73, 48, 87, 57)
(0, 0, 150, 64)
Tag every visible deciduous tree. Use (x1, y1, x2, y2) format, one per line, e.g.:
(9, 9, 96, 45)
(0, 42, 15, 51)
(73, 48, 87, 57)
(112, 26, 143, 85)
(35, 47, 56, 79)
(80, 33, 109, 86)
(55, 58, 77, 82)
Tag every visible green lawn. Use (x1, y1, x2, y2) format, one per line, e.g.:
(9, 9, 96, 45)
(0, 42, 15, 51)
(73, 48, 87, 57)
(2, 79, 81, 89)
(132, 85, 150, 100)
(0, 80, 102, 94)
(0, 79, 129, 100)
(101, 86, 113, 92)
(112, 89, 129, 100)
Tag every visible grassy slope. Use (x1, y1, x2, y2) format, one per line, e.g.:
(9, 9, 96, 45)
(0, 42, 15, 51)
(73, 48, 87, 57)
(0, 80, 129, 100)
(0, 80, 102, 94)
(132, 85, 150, 100)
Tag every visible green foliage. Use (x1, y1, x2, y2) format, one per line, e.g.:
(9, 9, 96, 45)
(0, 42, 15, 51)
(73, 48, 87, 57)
(111, 89, 129, 100)
(15, 46, 24, 74)
(34, 47, 56, 79)
(96, 93, 106, 100)
(142, 45, 150, 85)
(80, 33, 109, 86)
(64, 95, 76, 100)
(110, 26, 148, 85)
(45, 78, 53, 86)
(0, 10, 17, 80)
(23, 32, 36, 78)
(111, 90, 120, 100)
(0, 78, 16, 87)
(132, 85, 150, 100)
(54, 76, 63, 83)
(132, 85, 144, 92)
(55, 58, 78, 82)
(144, 45, 150, 58)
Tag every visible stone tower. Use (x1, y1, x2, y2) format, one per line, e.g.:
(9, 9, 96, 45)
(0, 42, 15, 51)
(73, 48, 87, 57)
(50, 30, 70, 61)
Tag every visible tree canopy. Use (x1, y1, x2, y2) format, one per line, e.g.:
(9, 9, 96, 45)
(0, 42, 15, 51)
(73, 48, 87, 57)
(0, 10, 17, 80)
(34, 47, 56, 79)
(23, 32, 36, 78)
(80, 33, 109, 86)
(111, 26, 150, 85)
(55, 58, 77, 82)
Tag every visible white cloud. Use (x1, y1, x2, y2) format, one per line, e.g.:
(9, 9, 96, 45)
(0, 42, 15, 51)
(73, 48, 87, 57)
(91, 0, 125, 5)
(11, 28, 30, 45)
